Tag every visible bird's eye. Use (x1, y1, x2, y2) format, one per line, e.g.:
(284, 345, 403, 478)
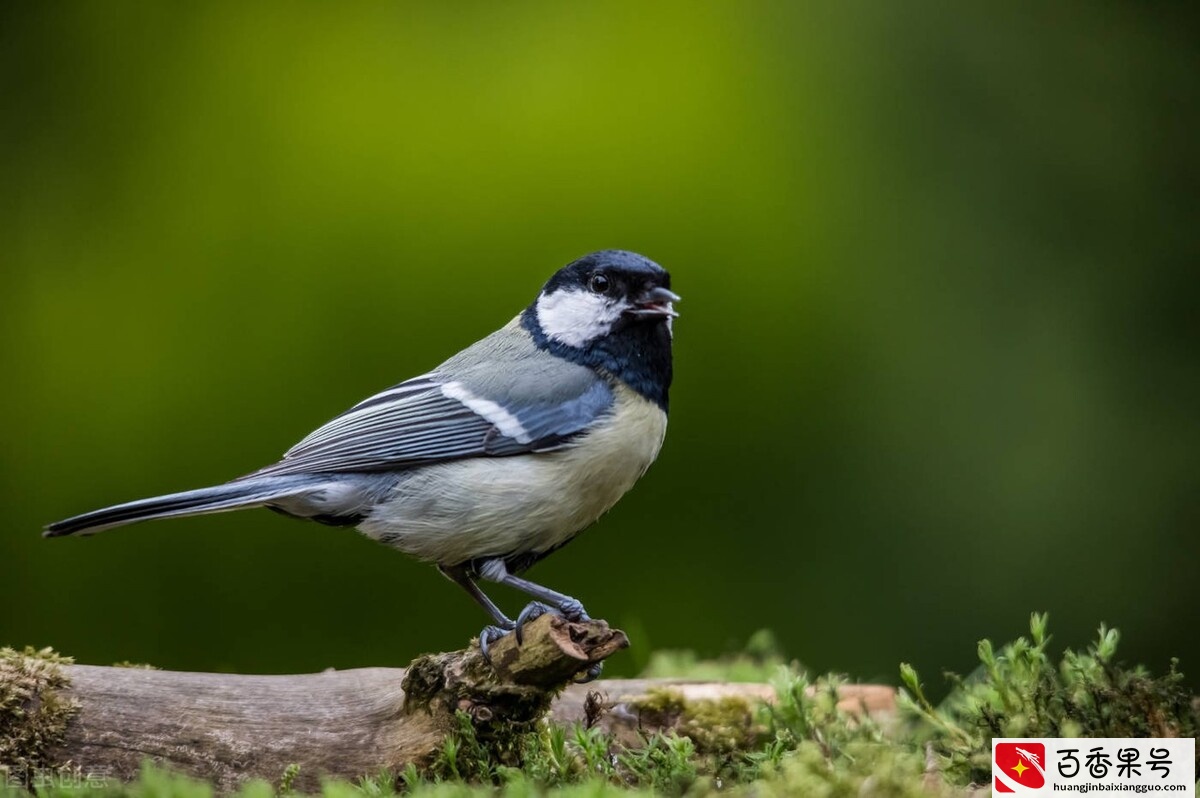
(588, 273, 610, 294)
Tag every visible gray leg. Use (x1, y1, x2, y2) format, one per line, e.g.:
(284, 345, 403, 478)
(500, 573, 590, 622)
(473, 558, 591, 623)
(438, 564, 515, 666)
(438, 563, 515, 628)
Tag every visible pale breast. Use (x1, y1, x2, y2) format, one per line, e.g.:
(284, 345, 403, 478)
(360, 382, 668, 565)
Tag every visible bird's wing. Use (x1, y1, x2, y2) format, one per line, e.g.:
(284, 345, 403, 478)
(247, 325, 613, 477)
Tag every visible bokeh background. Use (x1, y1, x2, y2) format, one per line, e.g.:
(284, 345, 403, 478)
(3, 3, 1197, 691)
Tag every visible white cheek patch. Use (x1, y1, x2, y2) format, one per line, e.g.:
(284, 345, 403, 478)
(535, 289, 624, 348)
(440, 381, 532, 443)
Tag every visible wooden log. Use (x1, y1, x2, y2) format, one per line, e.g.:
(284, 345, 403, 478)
(1, 624, 896, 792)
(11, 616, 625, 792)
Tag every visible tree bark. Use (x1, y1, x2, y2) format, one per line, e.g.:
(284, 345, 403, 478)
(1, 619, 895, 792)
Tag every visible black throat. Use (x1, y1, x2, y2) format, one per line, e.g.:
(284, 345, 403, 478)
(521, 306, 673, 412)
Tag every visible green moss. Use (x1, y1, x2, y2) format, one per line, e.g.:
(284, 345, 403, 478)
(398, 654, 447, 715)
(0, 646, 79, 786)
(630, 686, 686, 716)
(632, 688, 767, 755)
(747, 738, 953, 798)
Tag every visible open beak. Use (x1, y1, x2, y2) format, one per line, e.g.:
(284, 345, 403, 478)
(626, 286, 681, 319)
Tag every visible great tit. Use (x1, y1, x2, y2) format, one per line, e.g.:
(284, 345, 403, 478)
(45, 250, 678, 681)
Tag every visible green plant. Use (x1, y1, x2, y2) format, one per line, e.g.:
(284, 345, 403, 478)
(900, 612, 1198, 786)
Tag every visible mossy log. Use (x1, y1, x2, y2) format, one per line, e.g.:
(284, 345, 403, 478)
(2, 620, 895, 792)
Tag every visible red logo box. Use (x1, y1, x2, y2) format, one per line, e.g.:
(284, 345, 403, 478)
(994, 742, 1046, 792)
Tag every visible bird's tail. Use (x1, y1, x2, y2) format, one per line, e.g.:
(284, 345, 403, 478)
(43, 477, 315, 538)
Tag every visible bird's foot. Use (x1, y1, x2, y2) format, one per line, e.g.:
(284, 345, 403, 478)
(477, 622, 515, 667)
(480, 601, 603, 683)
(573, 661, 604, 684)
(514, 602, 554, 644)
(514, 597, 591, 645)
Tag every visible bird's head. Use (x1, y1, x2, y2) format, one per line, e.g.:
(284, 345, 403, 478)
(523, 250, 677, 409)
(530, 250, 678, 349)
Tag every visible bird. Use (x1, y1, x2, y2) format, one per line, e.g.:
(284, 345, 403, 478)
(45, 249, 678, 682)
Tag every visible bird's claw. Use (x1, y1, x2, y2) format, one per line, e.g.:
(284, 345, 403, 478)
(514, 601, 554, 645)
(557, 596, 591, 623)
(514, 597, 591, 645)
(477, 623, 513, 667)
(573, 661, 604, 684)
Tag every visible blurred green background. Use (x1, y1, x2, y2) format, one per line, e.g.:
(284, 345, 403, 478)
(2, 3, 1197, 690)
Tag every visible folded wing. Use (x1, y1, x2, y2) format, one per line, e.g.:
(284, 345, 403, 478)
(246, 329, 614, 478)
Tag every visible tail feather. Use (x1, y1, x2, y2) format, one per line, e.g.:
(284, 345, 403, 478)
(44, 478, 313, 538)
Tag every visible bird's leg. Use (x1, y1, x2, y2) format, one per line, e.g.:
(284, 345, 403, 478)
(474, 559, 591, 634)
(438, 564, 515, 665)
(471, 558, 604, 683)
(499, 572, 591, 623)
